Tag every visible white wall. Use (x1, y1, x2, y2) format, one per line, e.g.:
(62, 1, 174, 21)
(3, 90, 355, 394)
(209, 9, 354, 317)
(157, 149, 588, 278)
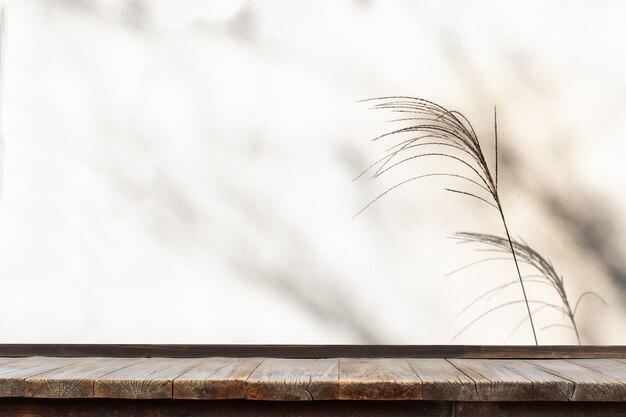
(0, 0, 624, 344)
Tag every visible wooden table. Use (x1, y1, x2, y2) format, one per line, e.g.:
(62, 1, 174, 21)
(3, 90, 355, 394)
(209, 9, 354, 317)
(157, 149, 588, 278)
(0, 345, 624, 416)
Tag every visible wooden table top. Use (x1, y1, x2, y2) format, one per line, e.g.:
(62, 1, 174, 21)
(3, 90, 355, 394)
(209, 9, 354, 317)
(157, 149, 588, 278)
(0, 356, 624, 402)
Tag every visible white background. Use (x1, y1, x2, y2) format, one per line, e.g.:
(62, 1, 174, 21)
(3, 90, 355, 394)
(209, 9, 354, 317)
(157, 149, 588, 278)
(0, 0, 624, 344)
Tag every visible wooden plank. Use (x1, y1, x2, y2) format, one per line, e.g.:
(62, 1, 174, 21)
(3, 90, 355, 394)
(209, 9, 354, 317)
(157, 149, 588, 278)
(173, 357, 262, 399)
(406, 358, 479, 401)
(25, 357, 141, 398)
(527, 359, 626, 401)
(1, 345, 625, 359)
(246, 358, 338, 400)
(448, 359, 533, 401)
(94, 358, 199, 399)
(493, 359, 573, 400)
(339, 358, 421, 400)
(565, 359, 626, 381)
(0, 357, 83, 397)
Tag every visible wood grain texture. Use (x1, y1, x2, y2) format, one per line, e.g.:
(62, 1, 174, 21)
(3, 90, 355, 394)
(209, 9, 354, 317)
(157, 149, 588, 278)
(0, 357, 83, 397)
(25, 358, 141, 398)
(448, 359, 533, 401)
(0, 359, 20, 366)
(339, 358, 421, 400)
(94, 358, 200, 399)
(1, 345, 625, 359)
(406, 358, 478, 401)
(493, 359, 573, 401)
(565, 359, 626, 382)
(527, 359, 626, 401)
(246, 358, 338, 400)
(173, 357, 262, 399)
(0, 356, 624, 402)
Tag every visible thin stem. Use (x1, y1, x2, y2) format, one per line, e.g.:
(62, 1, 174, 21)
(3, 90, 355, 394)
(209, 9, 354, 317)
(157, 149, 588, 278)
(357, 97, 550, 345)
(446, 256, 516, 277)
(504, 305, 550, 343)
(494, 106, 498, 191)
(445, 188, 499, 210)
(497, 200, 538, 345)
(352, 173, 490, 219)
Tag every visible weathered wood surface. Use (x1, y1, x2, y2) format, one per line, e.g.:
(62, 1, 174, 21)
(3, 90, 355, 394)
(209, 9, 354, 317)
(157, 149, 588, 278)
(94, 358, 200, 399)
(25, 358, 141, 398)
(1, 344, 625, 359)
(406, 358, 478, 400)
(174, 357, 262, 399)
(528, 359, 626, 401)
(339, 358, 421, 400)
(0, 356, 624, 401)
(494, 359, 573, 400)
(246, 358, 338, 400)
(0, 357, 84, 397)
(0, 358, 24, 397)
(565, 359, 626, 382)
(448, 359, 533, 401)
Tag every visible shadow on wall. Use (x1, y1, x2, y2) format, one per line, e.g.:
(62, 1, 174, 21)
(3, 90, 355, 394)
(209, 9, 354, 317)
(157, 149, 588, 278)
(4, 0, 623, 344)
(441, 34, 625, 343)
